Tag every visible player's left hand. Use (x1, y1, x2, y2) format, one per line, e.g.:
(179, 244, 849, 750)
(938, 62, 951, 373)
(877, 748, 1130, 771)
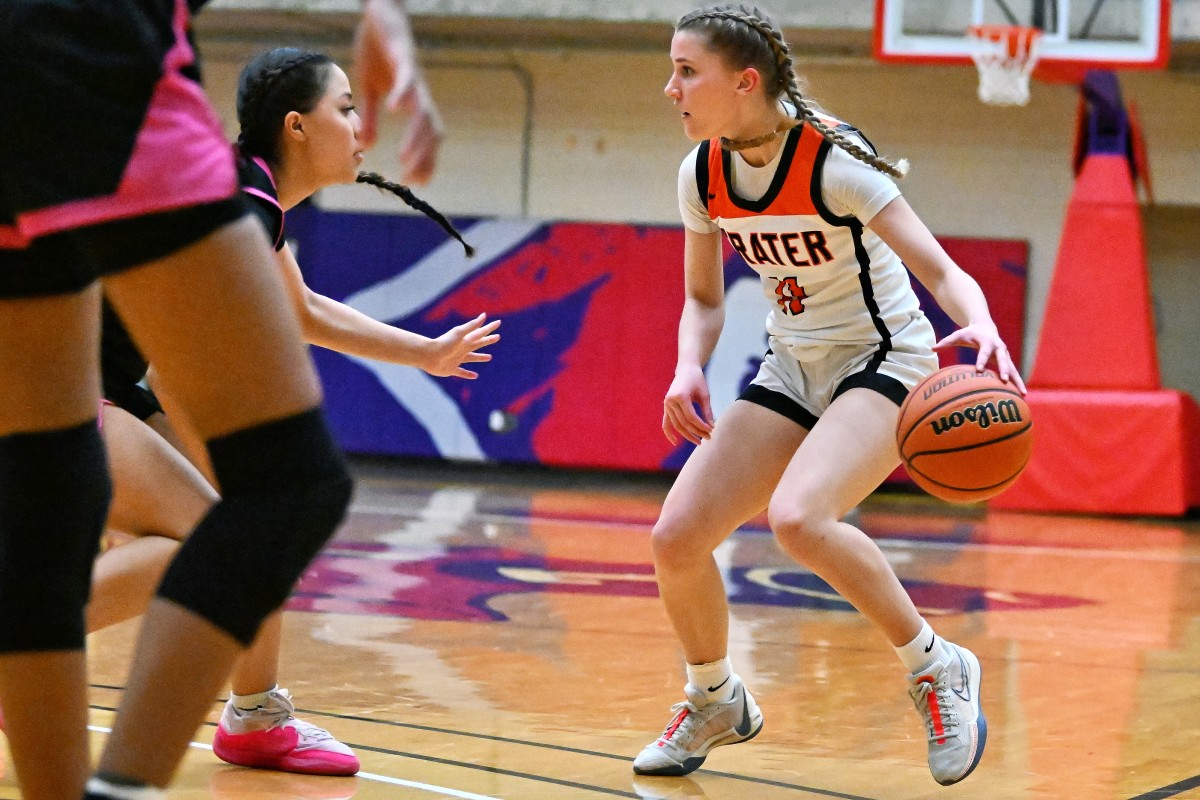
(424, 313, 501, 379)
(392, 82, 442, 186)
(934, 323, 1027, 395)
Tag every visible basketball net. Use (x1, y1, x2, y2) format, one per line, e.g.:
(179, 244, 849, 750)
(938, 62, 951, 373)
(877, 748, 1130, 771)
(968, 24, 1042, 106)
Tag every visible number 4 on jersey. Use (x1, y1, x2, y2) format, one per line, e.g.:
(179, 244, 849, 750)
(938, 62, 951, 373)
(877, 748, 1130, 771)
(774, 276, 807, 315)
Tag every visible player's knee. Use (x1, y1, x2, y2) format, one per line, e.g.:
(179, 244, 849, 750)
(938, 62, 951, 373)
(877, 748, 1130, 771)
(155, 409, 352, 645)
(768, 498, 826, 556)
(0, 422, 110, 652)
(650, 516, 707, 572)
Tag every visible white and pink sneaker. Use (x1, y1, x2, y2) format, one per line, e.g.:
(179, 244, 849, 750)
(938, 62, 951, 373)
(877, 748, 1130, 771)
(212, 687, 360, 776)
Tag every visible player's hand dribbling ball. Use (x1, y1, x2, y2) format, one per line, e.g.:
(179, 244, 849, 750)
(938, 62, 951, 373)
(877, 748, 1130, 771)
(896, 365, 1033, 503)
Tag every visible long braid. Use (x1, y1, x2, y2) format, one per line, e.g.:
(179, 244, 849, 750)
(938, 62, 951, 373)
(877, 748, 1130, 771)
(356, 172, 475, 258)
(680, 5, 909, 178)
(237, 50, 474, 257)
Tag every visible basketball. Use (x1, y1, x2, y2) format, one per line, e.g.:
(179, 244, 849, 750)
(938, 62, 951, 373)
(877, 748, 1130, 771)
(896, 365, 1033, 503)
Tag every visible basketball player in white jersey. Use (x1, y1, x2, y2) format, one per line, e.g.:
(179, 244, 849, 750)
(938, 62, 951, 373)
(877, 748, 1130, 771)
(633, 4, 1026, 787)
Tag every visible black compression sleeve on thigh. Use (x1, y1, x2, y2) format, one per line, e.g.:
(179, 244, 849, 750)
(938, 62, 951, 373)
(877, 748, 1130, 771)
(155, 408, 352, 645)
(0, 421, 111, 652)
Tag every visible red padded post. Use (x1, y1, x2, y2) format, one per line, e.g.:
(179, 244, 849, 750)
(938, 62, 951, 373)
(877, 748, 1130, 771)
(989, 389, 1200, 516)
(1029, 154, 1160, 390)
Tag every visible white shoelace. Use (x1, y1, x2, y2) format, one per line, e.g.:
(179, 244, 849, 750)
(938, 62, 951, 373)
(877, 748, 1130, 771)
(289, 717, 336, 746)
(910, 679, 961, 742)
(660, 696, 730, 749)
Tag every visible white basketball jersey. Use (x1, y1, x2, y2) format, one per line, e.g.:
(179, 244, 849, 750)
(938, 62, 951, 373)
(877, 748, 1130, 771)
(693, 120, 925, 357)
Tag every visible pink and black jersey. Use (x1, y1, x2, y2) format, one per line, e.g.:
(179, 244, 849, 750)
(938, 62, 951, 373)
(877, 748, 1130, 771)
(237, 153, 286, 252)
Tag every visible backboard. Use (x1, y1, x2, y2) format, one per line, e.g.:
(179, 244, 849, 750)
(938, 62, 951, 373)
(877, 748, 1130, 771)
(874, 0, 1170, 72)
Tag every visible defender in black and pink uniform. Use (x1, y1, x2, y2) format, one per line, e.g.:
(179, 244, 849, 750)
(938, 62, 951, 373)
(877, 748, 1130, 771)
(0, 3, 438, 798)
(91, 46, 497, 780)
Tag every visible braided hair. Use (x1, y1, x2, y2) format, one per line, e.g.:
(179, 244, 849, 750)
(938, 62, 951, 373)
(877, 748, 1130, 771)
(677, 5, 909, 178)
(356, 172, 474, 257)
(236, 47, 474, 256)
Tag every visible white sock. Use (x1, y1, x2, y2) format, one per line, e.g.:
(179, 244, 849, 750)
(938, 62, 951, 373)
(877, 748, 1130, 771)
(686, 656, 735, 704)
(230, 684, 279, 711)
(894, 621, 949, 674)
(85, 777, 166, 800)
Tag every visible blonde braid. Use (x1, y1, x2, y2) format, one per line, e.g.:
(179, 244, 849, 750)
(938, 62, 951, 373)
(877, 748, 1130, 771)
(682, 5, 909, 178)
(791, 95, 910, 179)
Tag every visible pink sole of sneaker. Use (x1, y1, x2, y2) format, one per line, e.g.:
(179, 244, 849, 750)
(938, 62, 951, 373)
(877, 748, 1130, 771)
(213, 728, 360, 777)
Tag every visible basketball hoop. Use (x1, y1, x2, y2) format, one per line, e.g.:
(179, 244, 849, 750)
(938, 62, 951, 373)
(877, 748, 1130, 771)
(968, 25, 1043, 106)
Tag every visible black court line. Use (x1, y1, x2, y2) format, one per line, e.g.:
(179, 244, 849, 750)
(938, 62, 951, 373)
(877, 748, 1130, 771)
(88, 702, 632, 798)
(295, 706, 876, 799)
(350, 743, 639, 798)
(1127, 775, 1200, 799)
(87, 686, 878, 799)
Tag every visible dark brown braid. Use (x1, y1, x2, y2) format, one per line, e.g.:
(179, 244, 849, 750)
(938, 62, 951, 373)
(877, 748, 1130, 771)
(356, 172, 475, 258)
(678, 5, 910, 178)
(237, 49, 475, 257)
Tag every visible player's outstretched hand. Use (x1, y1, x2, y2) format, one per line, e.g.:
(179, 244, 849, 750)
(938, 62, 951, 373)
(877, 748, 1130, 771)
(934, 323, 1027, 395)
(662, 364, 715, 445)
(424, 313, 501, 379)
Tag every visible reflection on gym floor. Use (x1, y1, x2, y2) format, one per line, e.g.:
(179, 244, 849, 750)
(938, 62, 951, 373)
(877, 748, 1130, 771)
(18, 459, 1200, 800)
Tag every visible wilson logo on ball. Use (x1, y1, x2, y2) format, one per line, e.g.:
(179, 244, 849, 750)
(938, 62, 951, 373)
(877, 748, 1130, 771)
(929, 399, 1024, 435)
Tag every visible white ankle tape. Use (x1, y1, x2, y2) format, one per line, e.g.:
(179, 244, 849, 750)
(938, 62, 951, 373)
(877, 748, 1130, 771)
(85, 777, 166, 800)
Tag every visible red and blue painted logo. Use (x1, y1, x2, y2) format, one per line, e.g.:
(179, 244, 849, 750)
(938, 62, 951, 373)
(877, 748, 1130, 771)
(288, 207, 1026, 474)
(288, 541, 1088, 622)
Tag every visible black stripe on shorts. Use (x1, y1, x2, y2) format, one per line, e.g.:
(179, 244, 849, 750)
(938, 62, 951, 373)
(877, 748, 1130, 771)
(832, 370, 909, 407)
(739, 384, 819, 431)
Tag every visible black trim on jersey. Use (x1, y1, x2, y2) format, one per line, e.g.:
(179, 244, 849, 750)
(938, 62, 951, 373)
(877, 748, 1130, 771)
(721, 126, 802, 213)
(849, 126, 880, 157)
(832, 370, 908, 407)
(808, 137, 894, 374)
(739, 384, 819, 431)
(237, 155, 286, 252)
(697, 139, 712, 215)
(810, 137, 854, 226)
(809, 124, 879, 225)
(851, 226, 894, 374)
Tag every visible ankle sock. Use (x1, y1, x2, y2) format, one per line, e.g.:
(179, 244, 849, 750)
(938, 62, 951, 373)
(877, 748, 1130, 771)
(895, 621, 949, 673)
(686, 656, 735, 705)
(230, 684, 279, 712)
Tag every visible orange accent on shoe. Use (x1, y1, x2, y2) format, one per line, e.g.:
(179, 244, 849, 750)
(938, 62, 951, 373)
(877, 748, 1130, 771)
(919, 676, 947, 745)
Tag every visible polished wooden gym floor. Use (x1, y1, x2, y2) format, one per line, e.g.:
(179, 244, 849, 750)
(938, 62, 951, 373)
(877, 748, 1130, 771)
(4, 458, 1200, 799)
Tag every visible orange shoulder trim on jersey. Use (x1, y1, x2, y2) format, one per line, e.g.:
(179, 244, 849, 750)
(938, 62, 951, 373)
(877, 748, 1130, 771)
(704, 124, 826, 220)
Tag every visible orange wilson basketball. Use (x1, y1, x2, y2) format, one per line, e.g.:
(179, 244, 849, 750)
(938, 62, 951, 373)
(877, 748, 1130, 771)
(896, 365, 1033, 503)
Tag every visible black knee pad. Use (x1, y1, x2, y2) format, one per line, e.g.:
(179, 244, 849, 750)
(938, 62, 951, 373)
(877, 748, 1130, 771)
(155, 408, 352, 645)
(0, 421, 110, 652)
